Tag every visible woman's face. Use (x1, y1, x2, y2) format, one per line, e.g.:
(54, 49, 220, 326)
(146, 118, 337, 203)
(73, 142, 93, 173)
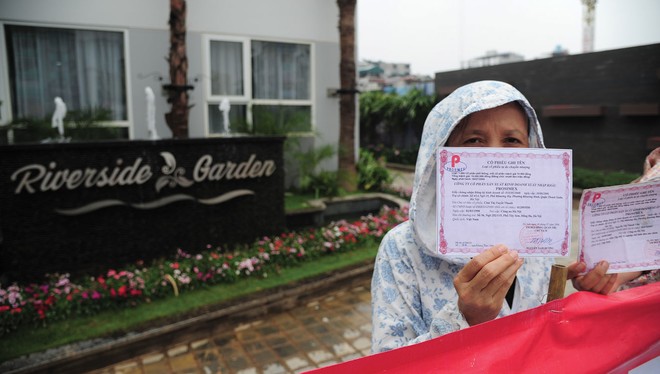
(446, 102, 529, 148)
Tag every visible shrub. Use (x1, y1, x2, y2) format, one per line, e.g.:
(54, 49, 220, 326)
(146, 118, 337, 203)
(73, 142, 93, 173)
(357, 149, 392, 191)
(307, 170, 340, 198)
(573, 167, 640, 189)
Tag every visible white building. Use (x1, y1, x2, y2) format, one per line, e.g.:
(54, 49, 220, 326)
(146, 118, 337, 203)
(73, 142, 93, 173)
(358, 60, 432, 95)
(0, 0, 343, 166)
(464, 50, 524, 69)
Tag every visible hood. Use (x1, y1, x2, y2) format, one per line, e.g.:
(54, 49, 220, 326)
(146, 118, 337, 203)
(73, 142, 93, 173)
(409, 80, 545, 262)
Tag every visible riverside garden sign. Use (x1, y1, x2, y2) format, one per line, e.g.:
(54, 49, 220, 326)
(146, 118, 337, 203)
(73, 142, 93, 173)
(0, 137, 284, 282)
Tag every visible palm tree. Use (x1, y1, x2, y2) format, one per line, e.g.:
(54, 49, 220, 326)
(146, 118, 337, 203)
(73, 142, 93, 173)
(165, 0, 191, 138)
(337, 0, 358, 192)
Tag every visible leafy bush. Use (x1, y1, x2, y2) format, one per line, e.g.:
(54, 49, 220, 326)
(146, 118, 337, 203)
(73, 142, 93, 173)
(293, 144, 339, 197)
(357, 149, 392, 191)
(573, 167, 640, 189)
(307, 170, 340, 198)
(365, 144, 418, 166)
(360, 89, 437, 150)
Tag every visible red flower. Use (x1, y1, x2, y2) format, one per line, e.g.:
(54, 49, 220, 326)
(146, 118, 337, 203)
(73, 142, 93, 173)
(170, 262, 179, 270)
(0, 305, 10, 312)
(110, 288, 117, 297)
(130, 289, 142, 297)
(10, 307, 22, 314)
(66, 294, 73, 301)
(45, 295, 56, 305)
(118, 285, 127, 297)
(37, 309, 45, 319)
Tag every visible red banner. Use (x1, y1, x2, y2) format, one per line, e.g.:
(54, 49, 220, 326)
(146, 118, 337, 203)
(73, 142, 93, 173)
(309, 282, 660, 373)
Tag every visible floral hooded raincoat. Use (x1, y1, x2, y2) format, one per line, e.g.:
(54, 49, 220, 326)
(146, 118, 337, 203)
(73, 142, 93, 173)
(371, 81, 554, 353)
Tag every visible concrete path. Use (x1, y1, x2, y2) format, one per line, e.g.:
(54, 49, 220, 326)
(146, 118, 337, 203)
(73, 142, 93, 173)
(87, 278, 373, 374)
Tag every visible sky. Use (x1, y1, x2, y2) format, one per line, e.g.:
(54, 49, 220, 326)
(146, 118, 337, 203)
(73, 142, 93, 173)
(357, 0, 660, 76)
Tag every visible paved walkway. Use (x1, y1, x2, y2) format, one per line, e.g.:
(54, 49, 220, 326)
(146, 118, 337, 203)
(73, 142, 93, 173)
(87, 278, 373, 374)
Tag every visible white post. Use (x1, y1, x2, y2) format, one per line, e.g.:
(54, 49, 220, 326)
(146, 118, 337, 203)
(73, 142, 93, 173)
(52, 97, 67, 138)
(219, 98, 231, 134)
(145, 87, 159, 140)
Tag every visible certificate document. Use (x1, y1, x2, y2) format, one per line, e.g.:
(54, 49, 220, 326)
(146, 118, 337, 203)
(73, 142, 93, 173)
(578, 182, 660, 273)
(436, 147, 572, 257)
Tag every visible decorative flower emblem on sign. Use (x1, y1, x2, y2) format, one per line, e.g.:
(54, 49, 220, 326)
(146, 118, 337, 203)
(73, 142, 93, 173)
(156, 152, 194, 192)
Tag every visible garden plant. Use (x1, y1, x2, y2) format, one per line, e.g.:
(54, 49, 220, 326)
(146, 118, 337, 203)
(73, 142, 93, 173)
(0, 206, 408, 340)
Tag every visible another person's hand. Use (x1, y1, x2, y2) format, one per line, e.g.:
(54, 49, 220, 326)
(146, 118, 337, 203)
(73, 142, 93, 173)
(567, 261, 619, 294)
(454, 245, 523, 326)
(568, 261, 644, 294)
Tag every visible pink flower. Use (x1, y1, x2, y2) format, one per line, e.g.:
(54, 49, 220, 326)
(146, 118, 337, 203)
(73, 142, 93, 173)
(238, 258, 255, 272)
(92, 291, 101, 300)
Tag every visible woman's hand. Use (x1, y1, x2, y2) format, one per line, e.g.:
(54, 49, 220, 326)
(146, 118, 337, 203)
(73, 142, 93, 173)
(567, 261, 618, 294)
(567, 261, 642, 294)
(454, 245, 523, 326)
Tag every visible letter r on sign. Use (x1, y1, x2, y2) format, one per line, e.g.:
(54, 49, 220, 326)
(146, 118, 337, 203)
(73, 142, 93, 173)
(592, 192, 601, 203)
(451, 155, 461, 168)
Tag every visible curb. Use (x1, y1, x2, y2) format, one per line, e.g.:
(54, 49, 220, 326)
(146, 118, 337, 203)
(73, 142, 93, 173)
(3, 262, 375, 374)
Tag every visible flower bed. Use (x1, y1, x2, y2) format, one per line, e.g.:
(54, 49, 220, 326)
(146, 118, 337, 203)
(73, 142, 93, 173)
(0, 206, 408, 336)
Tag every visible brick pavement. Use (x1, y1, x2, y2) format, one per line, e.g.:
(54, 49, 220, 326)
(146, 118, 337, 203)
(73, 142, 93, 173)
(87, 278, 373, 374)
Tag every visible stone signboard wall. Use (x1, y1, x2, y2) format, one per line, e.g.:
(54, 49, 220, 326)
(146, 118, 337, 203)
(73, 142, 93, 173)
(0, 137, 284, 282)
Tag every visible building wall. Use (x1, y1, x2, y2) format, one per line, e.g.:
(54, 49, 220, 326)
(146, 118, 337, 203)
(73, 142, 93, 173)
(435, 44, 660, 173)
(0, 0, 341, 164)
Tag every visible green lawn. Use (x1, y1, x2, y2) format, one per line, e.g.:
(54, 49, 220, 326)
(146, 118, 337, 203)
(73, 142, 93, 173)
(0, 242, 379, 363)
(284, 192, 316, 211)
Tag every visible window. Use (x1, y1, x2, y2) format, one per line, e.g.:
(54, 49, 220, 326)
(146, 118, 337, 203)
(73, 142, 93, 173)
(5, 24, 127, 122)
(207, 37, 312, 135)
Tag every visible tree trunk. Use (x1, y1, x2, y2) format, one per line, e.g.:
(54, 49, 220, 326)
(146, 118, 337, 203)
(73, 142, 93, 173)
(337, 0, 358, 192)
(165, 0, 190, 138)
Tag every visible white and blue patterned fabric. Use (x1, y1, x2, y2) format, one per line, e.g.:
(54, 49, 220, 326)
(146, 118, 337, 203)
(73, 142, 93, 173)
(371, 81, 554, 353)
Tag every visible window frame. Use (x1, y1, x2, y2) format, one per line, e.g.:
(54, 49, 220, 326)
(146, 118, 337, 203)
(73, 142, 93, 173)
(0, 21, 132, 132)
(203, 34, 315, 137)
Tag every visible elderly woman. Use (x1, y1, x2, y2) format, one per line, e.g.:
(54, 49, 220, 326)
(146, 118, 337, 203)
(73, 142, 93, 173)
(371, 80, 618, 353)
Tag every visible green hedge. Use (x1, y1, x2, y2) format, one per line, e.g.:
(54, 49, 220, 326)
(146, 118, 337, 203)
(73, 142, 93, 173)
(573, 167, 640, 189)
